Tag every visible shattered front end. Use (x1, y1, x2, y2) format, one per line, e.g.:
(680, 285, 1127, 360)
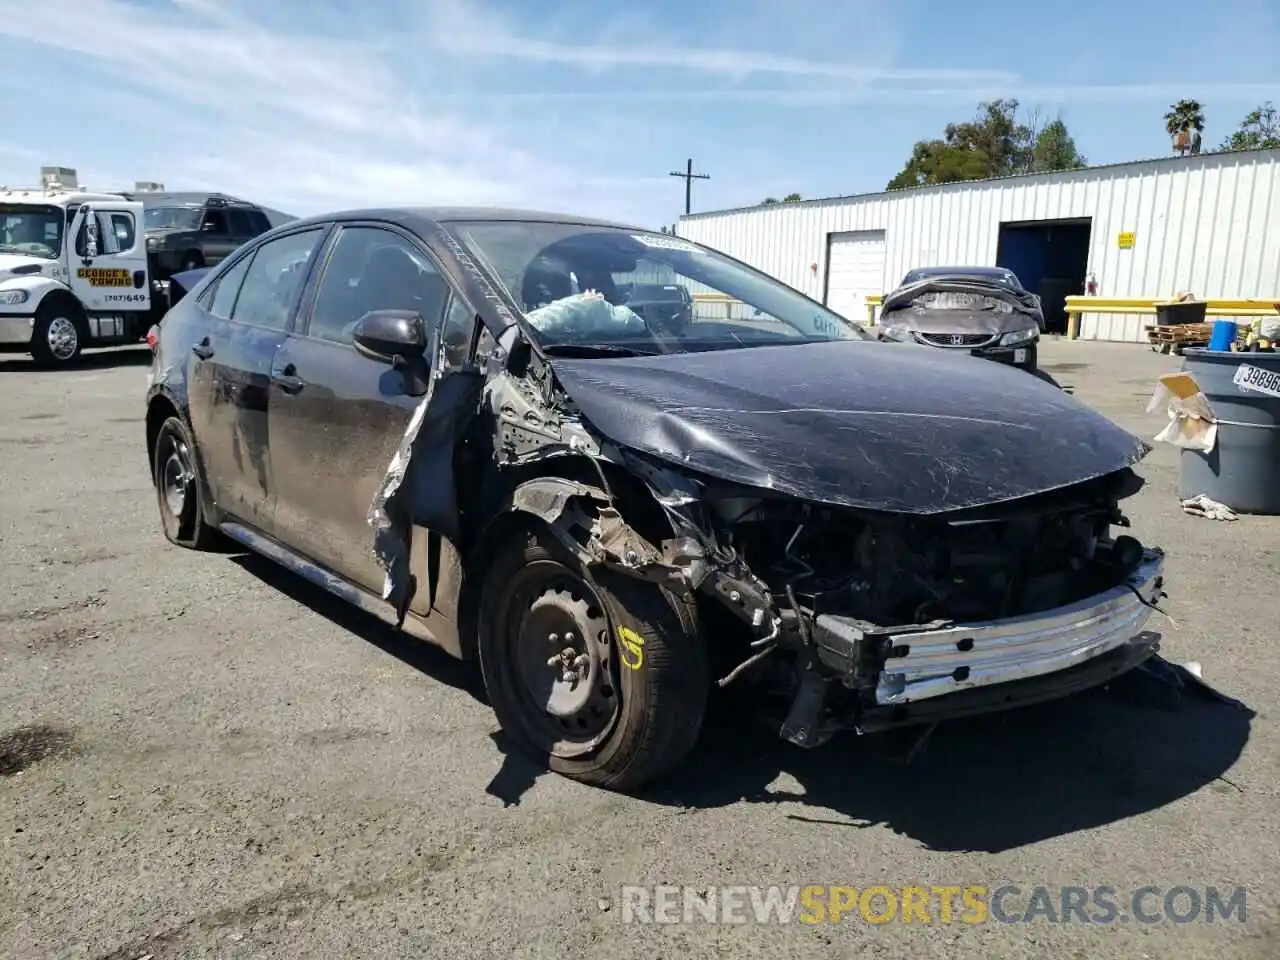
(587, 459, 1167, 748)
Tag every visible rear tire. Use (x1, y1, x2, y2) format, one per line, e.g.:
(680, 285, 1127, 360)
(153, 416, 219, 550)
(179, 252, 204, 273)
(477, 523, 708, 792)
(30, 304, 84, 368)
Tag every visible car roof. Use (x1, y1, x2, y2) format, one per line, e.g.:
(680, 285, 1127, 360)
(128, 192, 258, 208)
(907, 265, 1016, 278)
(273, 206, 644, 233)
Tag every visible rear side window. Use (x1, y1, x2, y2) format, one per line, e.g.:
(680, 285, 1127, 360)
(229, 228, 325, 330)
(227, 209, 254, 235)
(207, 253, 254, 319)
(247, 210, 271, 234)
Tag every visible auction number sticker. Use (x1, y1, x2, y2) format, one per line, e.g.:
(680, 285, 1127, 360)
(632, 234, 702, 254)
(1232, 363, 1280, 399)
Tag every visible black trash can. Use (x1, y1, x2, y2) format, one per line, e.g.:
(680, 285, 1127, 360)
(1155, 300, 1208, 326)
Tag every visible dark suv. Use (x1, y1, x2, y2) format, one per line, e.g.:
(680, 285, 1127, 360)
(131, 192, 273, 280)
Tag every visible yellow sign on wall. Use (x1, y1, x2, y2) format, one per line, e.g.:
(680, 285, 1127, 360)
(1117, 231, 1136, 250)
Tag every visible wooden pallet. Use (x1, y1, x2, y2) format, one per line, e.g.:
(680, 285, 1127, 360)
(1146, 322, 1218, 354)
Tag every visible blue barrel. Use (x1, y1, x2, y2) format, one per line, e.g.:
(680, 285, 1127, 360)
(1207, 320, 1238, 351)
(1178, 348, 1280, 514)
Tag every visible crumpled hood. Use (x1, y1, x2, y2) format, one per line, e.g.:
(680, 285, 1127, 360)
(0, 253, 52, 280)
(549, 340, 1150, 514)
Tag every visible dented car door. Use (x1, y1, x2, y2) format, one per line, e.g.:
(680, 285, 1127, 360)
(266, 223, 477, 596)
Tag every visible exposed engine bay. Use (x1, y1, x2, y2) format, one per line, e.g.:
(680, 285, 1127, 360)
(453, 351, 1166, 749)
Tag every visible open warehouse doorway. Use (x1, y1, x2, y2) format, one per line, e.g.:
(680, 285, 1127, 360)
(996, 218, 1092, 333)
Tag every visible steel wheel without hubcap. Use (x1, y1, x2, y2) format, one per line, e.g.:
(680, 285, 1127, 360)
(45, 316, 79, 361)
(505, 563, 620, 758)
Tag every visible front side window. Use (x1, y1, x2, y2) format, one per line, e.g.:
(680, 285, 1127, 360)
(308, 227, 452, 345)
(76, 211, 137, 256)
(201, 209, 229, 234)
(0, 204, 65, 260)
(450, 221, 870, 355)
(229, 228, 325, 330)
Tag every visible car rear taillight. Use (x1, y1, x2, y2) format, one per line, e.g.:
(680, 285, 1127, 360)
(145, 325, 160, 351)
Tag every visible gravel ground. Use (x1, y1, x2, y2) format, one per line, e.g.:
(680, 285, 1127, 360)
(1, 339, 1276, 959)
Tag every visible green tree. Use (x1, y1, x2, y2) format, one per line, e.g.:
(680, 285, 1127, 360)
(1164, 99, 1205, 155)
(783, 192, 802, 202)
(760, 197, 778, 205)
(1220, 102, 1280, 151)
(1032, 118, 1087, 172)
(886, 100, 1084, 190)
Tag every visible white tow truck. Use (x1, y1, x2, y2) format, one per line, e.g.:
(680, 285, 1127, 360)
(0, 170, 163, 368)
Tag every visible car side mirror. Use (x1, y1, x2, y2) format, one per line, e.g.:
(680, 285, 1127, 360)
(352, 309, 437, 366)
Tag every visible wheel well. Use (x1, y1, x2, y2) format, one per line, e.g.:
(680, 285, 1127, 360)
(454, 456, 679, 661)
(36, 290, 87, 327)
(146, 395, 181, 479)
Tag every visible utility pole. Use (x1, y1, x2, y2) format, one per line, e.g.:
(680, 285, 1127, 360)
(669, 158, 710, 216)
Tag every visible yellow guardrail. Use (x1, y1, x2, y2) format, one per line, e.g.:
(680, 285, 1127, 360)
(1063, 297, 1280, 340)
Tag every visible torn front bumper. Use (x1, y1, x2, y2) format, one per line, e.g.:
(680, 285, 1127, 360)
(813, 549, 1165, 718)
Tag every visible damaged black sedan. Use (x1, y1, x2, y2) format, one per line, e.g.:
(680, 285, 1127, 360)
(144, 208, 1166, 792)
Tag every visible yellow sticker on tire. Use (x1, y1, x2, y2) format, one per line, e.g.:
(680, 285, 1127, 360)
(618, 626, 645, 670)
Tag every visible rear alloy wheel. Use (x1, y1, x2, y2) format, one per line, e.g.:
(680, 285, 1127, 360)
(30, 309, 83, 368)
(153, 416, 218, 550)
(478, 525, 708, 791)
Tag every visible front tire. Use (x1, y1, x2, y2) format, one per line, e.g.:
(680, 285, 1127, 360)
(477, 524, 708, 792)
(152, 416, 218, 550)
(30, 305, 84, 368)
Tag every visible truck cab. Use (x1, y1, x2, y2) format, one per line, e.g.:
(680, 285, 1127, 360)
(0, 184, 158, 367)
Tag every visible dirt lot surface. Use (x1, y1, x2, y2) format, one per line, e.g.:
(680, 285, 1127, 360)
(1, 339, 1276, 959)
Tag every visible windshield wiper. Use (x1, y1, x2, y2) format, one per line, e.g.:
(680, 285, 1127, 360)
(540, 343, 660, 358)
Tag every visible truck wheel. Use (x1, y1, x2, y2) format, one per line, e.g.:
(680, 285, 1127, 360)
(152, 416, 219, 550)
(477, 523, 708, 792)
(30, 305, 83, 368)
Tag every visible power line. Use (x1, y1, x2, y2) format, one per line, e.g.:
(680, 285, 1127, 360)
(669, 158, 710, 216)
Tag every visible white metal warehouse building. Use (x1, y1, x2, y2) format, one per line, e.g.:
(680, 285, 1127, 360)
(676, 147, 1280, 342)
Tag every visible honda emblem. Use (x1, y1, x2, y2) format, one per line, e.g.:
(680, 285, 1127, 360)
(950, 334, 965, 345)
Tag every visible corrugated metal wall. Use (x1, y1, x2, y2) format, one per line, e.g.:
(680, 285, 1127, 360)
(677, 149, 1280, 342)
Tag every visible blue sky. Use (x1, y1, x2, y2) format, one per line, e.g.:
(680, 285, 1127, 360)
(1, 0, 1277, 228)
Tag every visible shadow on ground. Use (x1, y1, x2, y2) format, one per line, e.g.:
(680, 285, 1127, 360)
(224, 540, 1253, 855)
(228, 551, 488, 706)
(638, 664, 1253, 853)
(0, 347, 151, 373)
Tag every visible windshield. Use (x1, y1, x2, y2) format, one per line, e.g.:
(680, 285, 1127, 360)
(0, 204, 65, 260)
(450, 221, 870, 355)
(144, 206, 202, 231)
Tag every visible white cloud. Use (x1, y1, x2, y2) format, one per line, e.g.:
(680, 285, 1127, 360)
(0, 0, 1275, 224)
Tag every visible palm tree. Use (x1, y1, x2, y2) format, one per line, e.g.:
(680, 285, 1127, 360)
(1165, 99, 1206, 155)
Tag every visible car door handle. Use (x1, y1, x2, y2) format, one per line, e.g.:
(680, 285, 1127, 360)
(271, 363, 305, 394)
(192, 337, 214, 360)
